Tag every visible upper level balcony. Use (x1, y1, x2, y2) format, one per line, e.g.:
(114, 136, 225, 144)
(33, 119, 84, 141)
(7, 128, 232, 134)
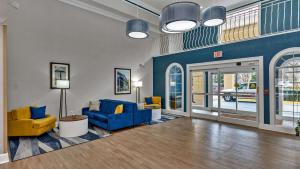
(159, 0, 300, 55)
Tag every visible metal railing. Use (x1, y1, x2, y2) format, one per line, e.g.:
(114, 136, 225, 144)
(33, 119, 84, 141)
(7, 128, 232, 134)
(159, 0, 300, 55)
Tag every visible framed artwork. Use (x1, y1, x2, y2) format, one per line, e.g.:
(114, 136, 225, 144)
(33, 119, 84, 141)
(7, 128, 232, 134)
(50, 62, 70, 89)
(114, 68, 131, 95)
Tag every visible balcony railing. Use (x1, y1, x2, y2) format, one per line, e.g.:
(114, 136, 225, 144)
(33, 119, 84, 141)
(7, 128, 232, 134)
(159, 0, 300, 55)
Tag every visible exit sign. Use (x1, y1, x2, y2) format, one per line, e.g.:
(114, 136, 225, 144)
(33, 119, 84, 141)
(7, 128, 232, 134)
(214, 51, 223, 58)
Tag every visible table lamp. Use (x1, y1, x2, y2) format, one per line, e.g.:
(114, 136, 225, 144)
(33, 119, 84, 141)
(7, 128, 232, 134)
(133, 81, 143, 103)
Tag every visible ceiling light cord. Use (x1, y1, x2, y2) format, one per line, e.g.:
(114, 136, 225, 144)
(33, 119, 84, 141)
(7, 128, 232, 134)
(123, 0, 160, 16)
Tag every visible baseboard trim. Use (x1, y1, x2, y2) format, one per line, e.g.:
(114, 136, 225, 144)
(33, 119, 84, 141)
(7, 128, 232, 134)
(0, 153, 9, 164)
(164, 110, 188, 117)
(259, 124, 295, 135)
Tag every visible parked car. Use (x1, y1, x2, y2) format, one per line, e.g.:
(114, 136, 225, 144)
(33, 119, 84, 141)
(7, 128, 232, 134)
(222, 82, 256, 102)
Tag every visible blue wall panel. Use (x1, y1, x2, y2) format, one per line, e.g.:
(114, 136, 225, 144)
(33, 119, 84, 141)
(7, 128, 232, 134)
(153, 31, 300, 124)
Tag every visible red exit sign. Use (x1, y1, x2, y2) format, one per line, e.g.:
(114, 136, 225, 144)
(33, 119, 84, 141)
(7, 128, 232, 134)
(214, 51, 223, 58)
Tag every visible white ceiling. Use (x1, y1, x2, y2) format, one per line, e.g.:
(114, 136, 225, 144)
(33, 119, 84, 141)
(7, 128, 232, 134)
(140, 0, 258, 12)
(57, 0, 259, 34)
(0, 0, 8, 24)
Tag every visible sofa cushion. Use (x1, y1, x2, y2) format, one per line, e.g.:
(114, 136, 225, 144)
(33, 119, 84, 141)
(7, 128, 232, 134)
(30, 106, 46, 119)
(103, 100, 135, 114)
(12, 107, 31, 120)
(144, 104, 161, 109)
(100, 100, 115, 114)
(145, 97, 153, 104)
(32, 115, 56, 129)
(93, 113, 108, 122)
(101, 100, 125, 114)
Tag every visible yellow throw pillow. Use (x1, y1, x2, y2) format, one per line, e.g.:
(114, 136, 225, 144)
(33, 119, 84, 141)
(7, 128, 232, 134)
(12, 106, 31, 120)
(114, 104, 123, 114)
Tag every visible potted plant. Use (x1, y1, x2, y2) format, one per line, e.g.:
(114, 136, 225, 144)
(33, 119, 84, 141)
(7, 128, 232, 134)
(296, 126, 299, 136)
(296, 120, 300, 136)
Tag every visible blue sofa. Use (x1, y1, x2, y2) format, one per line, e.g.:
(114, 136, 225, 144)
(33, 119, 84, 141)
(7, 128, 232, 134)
(82, 99, 151, 131)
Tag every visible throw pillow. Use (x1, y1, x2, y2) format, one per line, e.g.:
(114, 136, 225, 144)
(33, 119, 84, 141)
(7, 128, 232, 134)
(30, 106, 46, 119)
(145, 97, 153, 105)
(114, 104, 123, 114)
(89, 101, 100, 111)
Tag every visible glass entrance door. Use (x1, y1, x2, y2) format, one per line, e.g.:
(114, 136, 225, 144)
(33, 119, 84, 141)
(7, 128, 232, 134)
(218, 70, 258, 122)
(191, 66, 259, 126)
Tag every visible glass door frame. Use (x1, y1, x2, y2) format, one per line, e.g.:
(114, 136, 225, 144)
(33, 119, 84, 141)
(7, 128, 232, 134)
(187, 57, 263, 128)
(191, 69, 219, 120)
(216, 67, 259, 126)
(269, 48, 300, 134)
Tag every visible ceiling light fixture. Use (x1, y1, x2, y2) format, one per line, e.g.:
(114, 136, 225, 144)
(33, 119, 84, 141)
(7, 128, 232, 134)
(202, 6, 226, 27)
(126, 19, 149, 39)
(159, 20, 180, 34)
(160, 2, 201, 33)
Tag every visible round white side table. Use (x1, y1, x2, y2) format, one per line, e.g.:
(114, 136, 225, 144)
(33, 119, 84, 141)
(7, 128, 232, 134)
(152, 109, 162, 120)
(59, 115, 88, 137)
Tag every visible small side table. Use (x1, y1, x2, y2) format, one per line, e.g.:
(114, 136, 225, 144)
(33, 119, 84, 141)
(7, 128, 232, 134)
(145, 105, 162, 121)
(59, 115, 88, 137)
(151, 108, 162, 120)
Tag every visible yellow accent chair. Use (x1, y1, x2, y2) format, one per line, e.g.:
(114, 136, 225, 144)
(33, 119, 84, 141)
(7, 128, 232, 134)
(144, 96, 162, 109)
(8, 106, 57, 137)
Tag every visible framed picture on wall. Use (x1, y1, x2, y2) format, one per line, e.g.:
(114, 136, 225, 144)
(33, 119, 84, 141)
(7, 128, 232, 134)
(114, 68, 131, 95)
(50, 62, 70, 89)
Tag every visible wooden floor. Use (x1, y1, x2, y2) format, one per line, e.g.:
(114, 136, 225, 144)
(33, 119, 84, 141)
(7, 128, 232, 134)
(1, 118, 300, 169)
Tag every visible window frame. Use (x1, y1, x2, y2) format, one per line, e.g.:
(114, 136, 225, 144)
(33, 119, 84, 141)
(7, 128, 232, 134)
(165, 63, 185, 113)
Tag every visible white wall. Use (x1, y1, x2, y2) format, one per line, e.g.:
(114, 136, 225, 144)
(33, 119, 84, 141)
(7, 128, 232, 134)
(0, 0, 8, 24)
(0, 24, 4, 154)
(0, 0, 8, 154)
(8, 0, 159, 116)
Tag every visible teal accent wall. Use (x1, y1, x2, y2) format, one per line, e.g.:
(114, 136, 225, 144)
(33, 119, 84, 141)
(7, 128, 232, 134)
(183, 26, 219, 50)
(153, 31, 300, 124)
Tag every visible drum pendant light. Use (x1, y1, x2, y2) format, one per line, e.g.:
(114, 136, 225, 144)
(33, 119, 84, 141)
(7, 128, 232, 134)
(126, 19, 149, 39)
(160, 2, 201, 33)
(160, 19, 180, 34)
(202, 6, 226, 27)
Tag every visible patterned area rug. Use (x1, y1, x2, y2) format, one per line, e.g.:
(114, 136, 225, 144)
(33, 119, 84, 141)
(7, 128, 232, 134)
(9, 114, 181, 161)
(150, 113, 182, 125)
(9, 125, 111, 161)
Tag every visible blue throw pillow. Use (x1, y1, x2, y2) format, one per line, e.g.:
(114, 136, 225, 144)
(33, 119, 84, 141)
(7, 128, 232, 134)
(145, 97, 153, 105)
(30, 106, 46, 119)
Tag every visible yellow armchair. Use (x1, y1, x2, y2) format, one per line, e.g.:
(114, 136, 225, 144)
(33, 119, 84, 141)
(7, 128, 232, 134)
(144, 96, 162, 109)
(8, 107, 57, 137)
